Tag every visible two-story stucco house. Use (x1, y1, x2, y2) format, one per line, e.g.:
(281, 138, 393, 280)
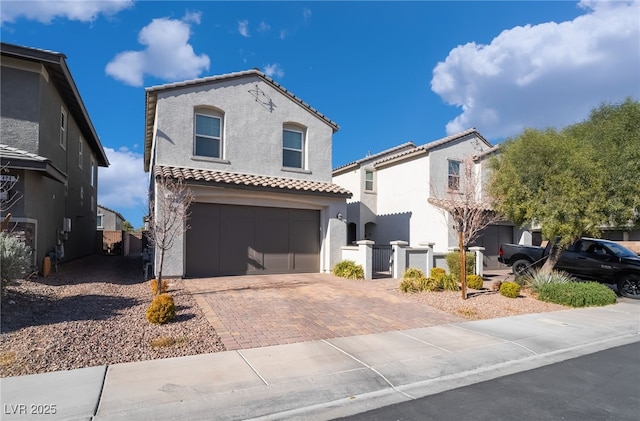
(97, 204, 125, 231)
(0, 43, 109, 267)
(144, 69, 351, 278)
(332, 128, 520, 268)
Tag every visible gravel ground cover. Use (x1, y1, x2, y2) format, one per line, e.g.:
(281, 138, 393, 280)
(1, 255, 567, 378)
(0, 254, 224, 378)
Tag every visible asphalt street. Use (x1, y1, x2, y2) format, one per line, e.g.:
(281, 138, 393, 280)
(337, 341, 640, 421)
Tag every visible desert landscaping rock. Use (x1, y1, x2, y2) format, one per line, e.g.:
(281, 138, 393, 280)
(0, 255, 224, 377)
(1, 255, 567, 378)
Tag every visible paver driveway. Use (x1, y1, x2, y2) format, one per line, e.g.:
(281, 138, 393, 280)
(184, 273, 465, 351)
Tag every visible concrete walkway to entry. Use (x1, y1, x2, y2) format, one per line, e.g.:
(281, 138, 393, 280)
(184, 274, 465, 350)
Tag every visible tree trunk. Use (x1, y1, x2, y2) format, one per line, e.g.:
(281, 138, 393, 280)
(540, 243, 562, 274)
(459, 230, 466, 300)
(157, 248, 164, 295)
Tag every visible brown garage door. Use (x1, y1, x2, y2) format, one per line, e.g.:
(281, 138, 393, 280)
(186, 203, 320, 277)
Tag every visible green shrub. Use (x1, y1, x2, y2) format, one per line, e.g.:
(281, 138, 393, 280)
(537, 282, 617, 307)
(403, 268, 424, 280)
(430, 267, 446, 280)
(1, 233, 31, 293)
(466, 274, 484, 290)
(526, 270, 574, 294)
(437, 273, 460, 292)
(399, 276, 441, 293)
(499, 281, 521, 298)
(146, 293, 176, 324)
(332, 260, 364, 280)
(445, 252, 475, 281)
(513, 275, 528, 287)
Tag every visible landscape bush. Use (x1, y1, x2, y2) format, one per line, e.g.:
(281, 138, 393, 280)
(537, 282, 617, 307)
(332, 260, 364, 280)
(149, 278, 169, 295)
(445, 252, 475, 281)
(146, 293, 176, 324)
(438, 273, 460, 292)
(0, 233, 31, 293)
(499, 281, 521, 298)
(526, 270, 574, 294)
(466, 274, 485, 290)
(403, 268, 425, 279)
(430, 267, 446, 280)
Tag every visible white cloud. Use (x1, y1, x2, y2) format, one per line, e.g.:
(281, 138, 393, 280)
(238, 19, 250, 37)
(105, 16, 210, 87)
(98, 147, 147, 213)
(257, 21, 270, 33)
(303, 8, 312, 22)
(431, 0, 640, 139)
(263, 63, 284, 78)
(1, 0, 132, 24)
(279, 29, 288, 40)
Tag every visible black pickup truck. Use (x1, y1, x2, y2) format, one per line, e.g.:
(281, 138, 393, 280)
(498, 238, 640, 299)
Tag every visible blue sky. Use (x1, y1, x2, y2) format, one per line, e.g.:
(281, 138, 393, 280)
(2, 1, 638, 228)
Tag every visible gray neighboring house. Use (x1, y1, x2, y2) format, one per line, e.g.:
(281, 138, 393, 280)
(0, 42, 109, 267)
(97, 205, 124, 231)
(144, 69, 351, 278)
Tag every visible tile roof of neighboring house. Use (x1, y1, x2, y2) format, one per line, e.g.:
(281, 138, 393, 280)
(0, 42, 109, 167)
(97, 204, 126, 222)
(373, 128, 493, 168)
(0, 144, 67, 183)
(144, 69, 339, 172)
(332, 142, 417, 175)
(472, 144, 502, 161)
(155, 165, 352, 198)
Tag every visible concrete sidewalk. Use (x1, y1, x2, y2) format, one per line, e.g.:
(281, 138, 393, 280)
(2, 301, 638, 421)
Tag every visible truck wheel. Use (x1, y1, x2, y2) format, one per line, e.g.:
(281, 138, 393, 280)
(617, 275, 640, 299)
(512, 259, 532, 277)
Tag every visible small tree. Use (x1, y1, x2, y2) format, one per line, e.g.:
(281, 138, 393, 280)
(490, 99, 640, 272)
(1, 163, 23, 230)
(429, 158, 503, 299)
(145, 176, 194, 292)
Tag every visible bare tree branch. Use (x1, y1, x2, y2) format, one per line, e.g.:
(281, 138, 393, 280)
(145, 176, 194, 289)
(429, 157, 503, 299)
(1, 163, 23, 214)
(429, 158, 503, 248)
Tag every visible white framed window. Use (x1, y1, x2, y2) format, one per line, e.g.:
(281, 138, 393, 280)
(283, 127, 304, 169)
(97, 214, 103, 229)
(365, 170, 374, 191)
(60, 107, 67, 149)
(78, 137, 84, 168)
(448, 159, 461, 191)
(194, 111, 222, 158)
(90, 158, 96, 187)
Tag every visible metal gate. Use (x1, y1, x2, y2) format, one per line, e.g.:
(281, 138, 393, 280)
(372, 245, 392, 274)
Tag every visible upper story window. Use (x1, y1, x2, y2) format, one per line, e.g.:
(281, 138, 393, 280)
(78, 136, 84, 168)
(365, 170, 374, 191)
(448, 159, 461, 191)
(194, 110, 223, 159)
(60, 107, 67, 150)
(283, 126, 305, 169)
(97, 213, 103, 229)
(80, 186, 84, 207)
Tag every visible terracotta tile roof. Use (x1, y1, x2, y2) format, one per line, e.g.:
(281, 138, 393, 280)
(374, 128, 492, 168)
(154, 166, 352, 198)
(332, 141, 416, 175)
